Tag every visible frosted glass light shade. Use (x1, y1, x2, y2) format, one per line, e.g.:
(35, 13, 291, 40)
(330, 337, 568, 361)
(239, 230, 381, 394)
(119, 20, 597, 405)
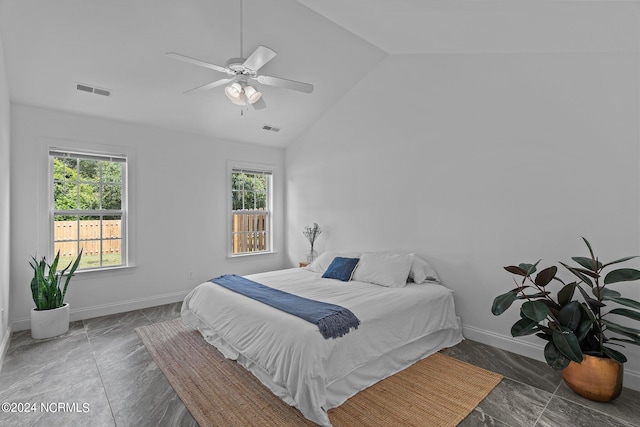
(225, 83, 243, 100)
(244, 85, 262, 104)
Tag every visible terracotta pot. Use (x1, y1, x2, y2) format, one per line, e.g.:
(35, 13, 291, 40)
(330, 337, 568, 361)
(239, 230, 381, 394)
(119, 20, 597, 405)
(561, 354, 623, 402)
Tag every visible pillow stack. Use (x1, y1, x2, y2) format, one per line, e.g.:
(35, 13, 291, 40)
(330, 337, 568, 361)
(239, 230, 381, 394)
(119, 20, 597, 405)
(306, 250, 440, 287)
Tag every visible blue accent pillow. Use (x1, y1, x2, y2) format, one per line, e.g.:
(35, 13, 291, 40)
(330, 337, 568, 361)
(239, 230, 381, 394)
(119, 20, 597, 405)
(322, 257, 360, 282)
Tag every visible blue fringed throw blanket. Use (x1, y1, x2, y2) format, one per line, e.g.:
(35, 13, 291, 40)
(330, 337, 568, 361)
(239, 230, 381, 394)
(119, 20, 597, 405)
(210, 274, 360, 339)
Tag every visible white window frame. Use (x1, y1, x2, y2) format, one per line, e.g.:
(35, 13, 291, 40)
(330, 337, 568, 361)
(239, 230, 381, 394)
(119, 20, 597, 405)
(228, 161, 274, 257)
(49, 147, 129, 271)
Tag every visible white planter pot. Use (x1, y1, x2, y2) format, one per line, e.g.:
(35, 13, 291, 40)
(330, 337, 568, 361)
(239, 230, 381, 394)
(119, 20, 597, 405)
(31, 303, 70, 339)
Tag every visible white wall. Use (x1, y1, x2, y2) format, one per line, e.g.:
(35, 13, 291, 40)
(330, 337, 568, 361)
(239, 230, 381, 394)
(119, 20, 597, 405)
(10, 104, 285, 330)
(285, 51, 640, 390)
(0, 26, 11, 366)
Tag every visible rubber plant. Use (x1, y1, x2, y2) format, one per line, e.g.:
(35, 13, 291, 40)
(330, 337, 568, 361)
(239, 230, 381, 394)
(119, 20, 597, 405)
(492, 238, 640, 369)
(30, 249, 83, 310)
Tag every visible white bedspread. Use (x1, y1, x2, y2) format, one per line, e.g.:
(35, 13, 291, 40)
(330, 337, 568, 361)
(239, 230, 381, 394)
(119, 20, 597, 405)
(181, 267, 462, 426)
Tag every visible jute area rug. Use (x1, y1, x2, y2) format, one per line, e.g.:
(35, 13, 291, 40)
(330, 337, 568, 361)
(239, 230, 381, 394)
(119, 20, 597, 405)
(136, 319, 502, 427)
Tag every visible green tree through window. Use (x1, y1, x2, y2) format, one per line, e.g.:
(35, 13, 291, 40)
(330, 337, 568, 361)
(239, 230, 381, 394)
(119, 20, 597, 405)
(231, 168, 271, 255)
(51, 150, 127, 270)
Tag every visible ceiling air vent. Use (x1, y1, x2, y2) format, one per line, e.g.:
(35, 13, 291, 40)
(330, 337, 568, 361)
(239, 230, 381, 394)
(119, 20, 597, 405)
(76, 83, 111, 97)
(262, 125, 280, 132)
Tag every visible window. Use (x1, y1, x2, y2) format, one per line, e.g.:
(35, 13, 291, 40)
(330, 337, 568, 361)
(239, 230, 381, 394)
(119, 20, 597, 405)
(230, 167, 272, 255)
(50, 148, 127, 270)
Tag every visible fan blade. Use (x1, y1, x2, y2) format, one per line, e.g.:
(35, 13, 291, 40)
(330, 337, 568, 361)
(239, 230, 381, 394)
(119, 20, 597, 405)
(255, 75, 314, 94)
(252, 97, 267, 110)
(166, 52, 232, 75)
(184, 77, 234, 94)
(243, 46, 277, 72)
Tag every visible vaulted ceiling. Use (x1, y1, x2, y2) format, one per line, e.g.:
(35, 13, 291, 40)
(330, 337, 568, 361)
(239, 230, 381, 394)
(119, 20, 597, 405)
(0, 1, 635, 147)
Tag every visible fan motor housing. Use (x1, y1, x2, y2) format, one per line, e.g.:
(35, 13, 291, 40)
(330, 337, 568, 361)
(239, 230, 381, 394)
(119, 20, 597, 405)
(226, 58, 253, 75)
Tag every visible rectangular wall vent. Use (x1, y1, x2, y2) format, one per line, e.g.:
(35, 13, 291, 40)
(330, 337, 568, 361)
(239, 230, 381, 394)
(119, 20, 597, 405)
(76, 84, 93, 93)
(76, 83, 111, 97)
(93, 88, 111, 97)
(262, 125, 280, 132)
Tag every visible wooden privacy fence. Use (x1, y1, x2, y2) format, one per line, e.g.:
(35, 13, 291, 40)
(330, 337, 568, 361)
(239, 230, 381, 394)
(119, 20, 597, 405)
(54, 220, 121, 256)
(55, 215, 263, 257)
(232, 212, 268, 253)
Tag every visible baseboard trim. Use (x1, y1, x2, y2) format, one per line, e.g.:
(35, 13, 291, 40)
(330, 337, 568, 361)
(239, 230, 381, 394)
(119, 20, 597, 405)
(462, 323, 640, 393)
(11, 290, 190, 332)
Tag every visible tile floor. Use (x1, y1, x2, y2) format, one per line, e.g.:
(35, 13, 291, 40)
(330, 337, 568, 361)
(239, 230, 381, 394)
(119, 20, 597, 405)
(0, 302, 638, 427)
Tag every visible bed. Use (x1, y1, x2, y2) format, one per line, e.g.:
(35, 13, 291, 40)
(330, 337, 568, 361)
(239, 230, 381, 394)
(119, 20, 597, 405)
(181, 251, 463, 426)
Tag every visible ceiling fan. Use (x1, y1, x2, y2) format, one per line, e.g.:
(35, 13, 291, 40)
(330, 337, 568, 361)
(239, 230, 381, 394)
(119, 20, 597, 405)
(166, 0, 313, 110)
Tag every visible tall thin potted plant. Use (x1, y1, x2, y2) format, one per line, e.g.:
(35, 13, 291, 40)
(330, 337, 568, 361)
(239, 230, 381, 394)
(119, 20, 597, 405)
(30, 249, 83, 339)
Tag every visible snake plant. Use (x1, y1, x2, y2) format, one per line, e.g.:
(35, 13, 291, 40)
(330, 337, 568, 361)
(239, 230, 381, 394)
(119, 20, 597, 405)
(30, 249, 83, 310)
(492, 238, 640, 369)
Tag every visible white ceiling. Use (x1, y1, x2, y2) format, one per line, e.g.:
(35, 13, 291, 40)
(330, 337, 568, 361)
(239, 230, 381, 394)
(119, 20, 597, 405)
(0, 1, 637, 147)
(0, 0, 386, 147)
(298, 0, 639, 55)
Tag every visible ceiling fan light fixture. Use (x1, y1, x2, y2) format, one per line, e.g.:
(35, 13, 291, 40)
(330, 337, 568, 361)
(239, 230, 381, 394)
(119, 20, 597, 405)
(244, 85, 261, 104)
(167, 0, 313, 109)
(225, 82, 243, 100)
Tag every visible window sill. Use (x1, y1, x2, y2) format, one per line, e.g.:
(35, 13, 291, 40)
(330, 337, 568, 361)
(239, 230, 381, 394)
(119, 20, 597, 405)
(227, 251, 278, 260)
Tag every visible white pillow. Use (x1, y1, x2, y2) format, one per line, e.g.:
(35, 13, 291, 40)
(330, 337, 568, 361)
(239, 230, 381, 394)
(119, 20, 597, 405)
(352, 252, 413, 288)
(356, 250, 441, 284)
(409, 255, 441, 284)
(306, 251, 361, 273)
(305, 251, 337, 273)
